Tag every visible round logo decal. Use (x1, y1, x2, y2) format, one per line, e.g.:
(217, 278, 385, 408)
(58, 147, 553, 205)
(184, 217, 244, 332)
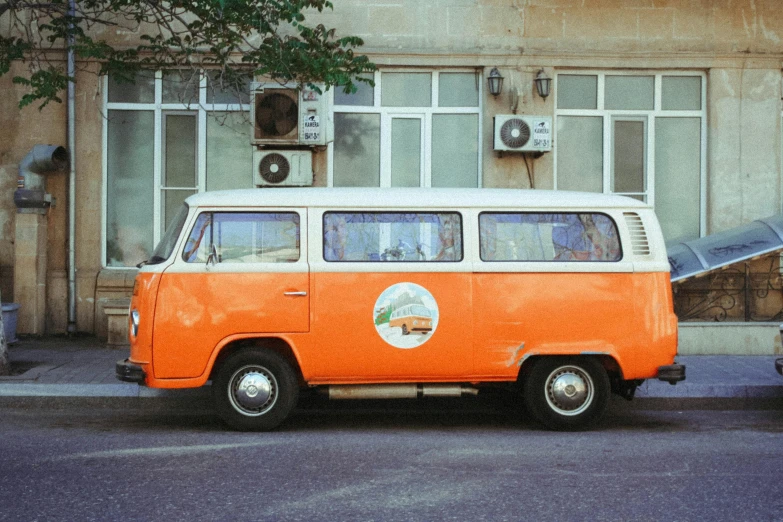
(373, 283, 439, 349)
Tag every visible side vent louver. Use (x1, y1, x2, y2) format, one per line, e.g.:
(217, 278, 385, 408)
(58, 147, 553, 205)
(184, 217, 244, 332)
(623, 212, 651, 256)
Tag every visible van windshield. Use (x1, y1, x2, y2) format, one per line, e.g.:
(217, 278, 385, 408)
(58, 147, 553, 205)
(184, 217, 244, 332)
(147, 204, 189, 265)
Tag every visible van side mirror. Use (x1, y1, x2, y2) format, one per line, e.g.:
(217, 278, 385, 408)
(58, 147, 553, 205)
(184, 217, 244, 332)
(206, 244, 218, 269)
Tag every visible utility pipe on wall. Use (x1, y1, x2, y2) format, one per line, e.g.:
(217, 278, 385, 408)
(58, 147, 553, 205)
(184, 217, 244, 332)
(67, 0, 77, 334)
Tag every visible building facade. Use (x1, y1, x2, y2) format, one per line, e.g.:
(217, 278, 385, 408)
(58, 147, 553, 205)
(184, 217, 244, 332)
(1, 1, 782, 350)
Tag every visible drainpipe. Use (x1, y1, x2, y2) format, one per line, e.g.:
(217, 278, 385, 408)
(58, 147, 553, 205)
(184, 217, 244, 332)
(66, 0, 77, 334)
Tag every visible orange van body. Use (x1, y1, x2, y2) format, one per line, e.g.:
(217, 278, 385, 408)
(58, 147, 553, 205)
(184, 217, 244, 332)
(129, 271, 676, 388)
(119, 188, 683, 430)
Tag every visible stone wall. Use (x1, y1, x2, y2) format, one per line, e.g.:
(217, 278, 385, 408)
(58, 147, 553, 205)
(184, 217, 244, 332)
(2, 1, 783, 337)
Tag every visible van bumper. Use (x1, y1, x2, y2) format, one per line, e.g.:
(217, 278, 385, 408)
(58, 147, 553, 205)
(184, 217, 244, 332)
(116, 359, 146, 384)
(657, 364, 686, 385)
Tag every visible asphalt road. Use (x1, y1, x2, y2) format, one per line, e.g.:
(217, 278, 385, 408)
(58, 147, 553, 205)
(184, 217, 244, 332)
(1, 399, 782, 521)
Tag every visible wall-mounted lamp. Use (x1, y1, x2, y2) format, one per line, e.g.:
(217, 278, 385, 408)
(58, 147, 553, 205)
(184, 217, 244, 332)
(487, 68, 504, 97)
(534, 69, 552, 99)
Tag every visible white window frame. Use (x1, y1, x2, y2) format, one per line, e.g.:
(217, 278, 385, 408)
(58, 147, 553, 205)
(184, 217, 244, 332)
(328, 69, 483, 188)
(553, 70, 707, 237)
(101, 71, 251, 268)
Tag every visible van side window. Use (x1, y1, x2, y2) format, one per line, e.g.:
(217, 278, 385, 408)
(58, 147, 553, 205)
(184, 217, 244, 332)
(183, 212, 300, 263)
(324, 212, 462, 262)
(479, 213, 621, 262)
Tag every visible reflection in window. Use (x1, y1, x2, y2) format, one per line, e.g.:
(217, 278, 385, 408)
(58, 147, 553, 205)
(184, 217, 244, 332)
(106, 110, 154, 267)
(323, 212, 462, 262)
(479, 213, 621, 262)
(183, 212, 300, 263)
(334, 75, 374, 106)
(333, 113, 381, 187)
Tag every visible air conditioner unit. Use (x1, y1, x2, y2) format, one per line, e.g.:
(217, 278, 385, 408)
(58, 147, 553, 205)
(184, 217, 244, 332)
(250, 82, 332, 146)
(253, 150, 313, 187)
(494, 115, 552, 152)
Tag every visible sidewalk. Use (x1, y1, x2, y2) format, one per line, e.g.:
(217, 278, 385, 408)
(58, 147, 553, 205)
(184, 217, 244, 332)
(1, 336, 782, 408)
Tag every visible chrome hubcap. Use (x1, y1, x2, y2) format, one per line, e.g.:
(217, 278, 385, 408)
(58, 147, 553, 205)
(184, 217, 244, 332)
(228, 365, 278, 416)
(545, 365, 594, 416)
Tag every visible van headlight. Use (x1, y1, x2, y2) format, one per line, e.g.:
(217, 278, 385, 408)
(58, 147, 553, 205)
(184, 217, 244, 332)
(130, 309, 140, 337)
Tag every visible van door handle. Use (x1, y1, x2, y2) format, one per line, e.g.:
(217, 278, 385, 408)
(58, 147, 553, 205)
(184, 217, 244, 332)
(284, 291, 308, 297)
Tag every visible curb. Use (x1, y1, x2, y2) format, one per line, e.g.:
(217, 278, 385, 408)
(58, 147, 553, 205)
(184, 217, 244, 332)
(0, 383, 211, 399)
(0, 382, 781, 411)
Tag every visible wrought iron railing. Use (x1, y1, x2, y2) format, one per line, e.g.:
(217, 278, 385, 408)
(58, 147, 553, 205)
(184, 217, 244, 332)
(673, 256, 783, 322)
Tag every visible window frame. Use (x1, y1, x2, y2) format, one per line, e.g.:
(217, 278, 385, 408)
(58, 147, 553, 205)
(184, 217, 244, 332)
(553, 70, 707, 239)
(101, 71, 252, 269)
(328, 68, 484, 188)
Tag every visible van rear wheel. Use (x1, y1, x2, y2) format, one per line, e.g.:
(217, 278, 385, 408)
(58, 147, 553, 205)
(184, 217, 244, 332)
(523, 356, 609, 431)
(213, 349, 299, 431)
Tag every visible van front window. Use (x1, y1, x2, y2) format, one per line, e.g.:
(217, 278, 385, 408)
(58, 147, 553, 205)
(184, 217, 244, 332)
(147, 204, 189, 265)
(183, 212, 300, 264)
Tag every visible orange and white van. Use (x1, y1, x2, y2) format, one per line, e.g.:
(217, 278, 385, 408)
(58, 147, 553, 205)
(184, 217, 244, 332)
(117, 188, 685, 431)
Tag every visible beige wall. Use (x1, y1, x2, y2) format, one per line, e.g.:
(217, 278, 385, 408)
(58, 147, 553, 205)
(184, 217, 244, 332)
(0, 62, 67, 309)
(708, 67, 782, 234)
(2, 0, 783, 335)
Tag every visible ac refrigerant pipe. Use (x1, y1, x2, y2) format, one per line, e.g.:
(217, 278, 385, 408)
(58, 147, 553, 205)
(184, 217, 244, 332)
(66, 0, 77, 334)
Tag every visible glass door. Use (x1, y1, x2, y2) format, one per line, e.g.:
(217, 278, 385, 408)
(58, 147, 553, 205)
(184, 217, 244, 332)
(161, 112, 198, 232)
(610, 115, 648, 202)
(382, 114, 426, 187)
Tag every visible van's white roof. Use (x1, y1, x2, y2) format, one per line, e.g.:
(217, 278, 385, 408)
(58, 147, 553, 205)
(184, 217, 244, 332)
(185, 188, 648, 210)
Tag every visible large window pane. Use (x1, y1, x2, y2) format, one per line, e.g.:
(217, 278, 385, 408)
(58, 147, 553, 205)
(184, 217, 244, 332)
(381, 73, 431, 107)
(557, 75, 597, 110)
(106, 111, 154, 267)
(333, 113, 381, 187)
(556, 116, 603, 192)
(207, 112, 253, 191)
(655, 117, 701, 240)
(391, 119, 421, 187)
(605, 76, 654, 110)
(479, 213, 621, 262)
(438, 73, 479, 107)
(432, 114, 479, 188)
(662, 76, 701, 111)
(164, 114, 197, 187)
(108, 72, 155, 103)
(184, 212, 300, 263)
(334, 75, 374, 106)
(162, 70, 199, 104)
(612, 118, 646, 195)
(323, 212, 462, 262)
(206, 71, 251, 104)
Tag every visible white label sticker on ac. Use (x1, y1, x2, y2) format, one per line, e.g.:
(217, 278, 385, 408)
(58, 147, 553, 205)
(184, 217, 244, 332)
(533, 119, 551, 148)
(303, 114, 320, 142)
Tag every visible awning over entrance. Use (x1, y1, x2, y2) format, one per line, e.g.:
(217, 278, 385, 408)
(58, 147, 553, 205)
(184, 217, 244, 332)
(667, 215, 783, 283)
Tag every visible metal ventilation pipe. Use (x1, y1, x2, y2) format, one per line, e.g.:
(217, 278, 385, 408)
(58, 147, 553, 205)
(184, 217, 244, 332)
(14, 145, 69, 213)
(67, 0, 77, 334)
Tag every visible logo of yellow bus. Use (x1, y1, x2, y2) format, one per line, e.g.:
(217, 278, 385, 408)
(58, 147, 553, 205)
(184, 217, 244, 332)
(389, 304, 433, 335)
(373, 282, 439, 349)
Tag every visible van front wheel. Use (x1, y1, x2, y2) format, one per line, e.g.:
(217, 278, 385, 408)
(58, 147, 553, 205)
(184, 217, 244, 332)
(213, 349, 299, 431)
(523, 357, 609, 431)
